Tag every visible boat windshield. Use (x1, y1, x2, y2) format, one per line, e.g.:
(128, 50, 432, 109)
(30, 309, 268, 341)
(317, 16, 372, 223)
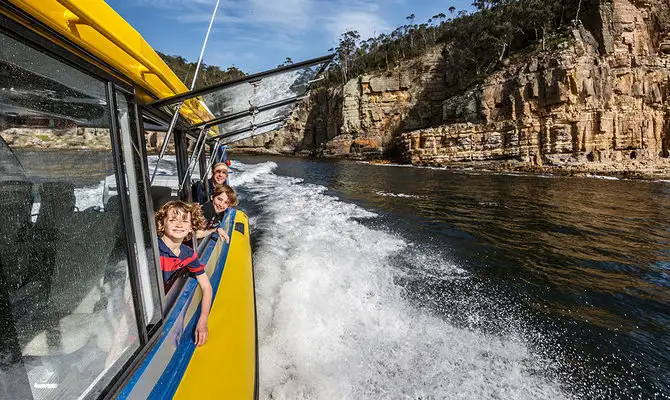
(149, 55, 332, 145)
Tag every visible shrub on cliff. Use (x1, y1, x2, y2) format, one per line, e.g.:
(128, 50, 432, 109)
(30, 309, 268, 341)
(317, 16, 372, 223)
(324, 0, 591, 89)
(157, 52, 246, 89)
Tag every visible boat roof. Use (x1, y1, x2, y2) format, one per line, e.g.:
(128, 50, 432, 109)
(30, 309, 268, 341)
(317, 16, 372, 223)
(4, 0, 212, 125)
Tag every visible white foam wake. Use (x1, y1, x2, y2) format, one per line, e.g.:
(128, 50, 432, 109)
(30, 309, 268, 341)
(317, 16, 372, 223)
(233, 161, 567, 400)
(375, 191, 422, 199)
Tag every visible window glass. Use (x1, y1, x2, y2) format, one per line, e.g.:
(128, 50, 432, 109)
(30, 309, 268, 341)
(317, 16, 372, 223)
(116, 91, 161, 325)
(0, 32, 139, 399)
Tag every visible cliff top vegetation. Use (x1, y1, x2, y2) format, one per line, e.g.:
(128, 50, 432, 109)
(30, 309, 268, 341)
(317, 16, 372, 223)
(158, 0, 589, 94)
(157, 52, 246, 89)
(325, 0, 590, 91)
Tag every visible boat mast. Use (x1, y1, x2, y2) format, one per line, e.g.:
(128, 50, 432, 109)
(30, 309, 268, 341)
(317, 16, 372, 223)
(151, 0, 220, 184)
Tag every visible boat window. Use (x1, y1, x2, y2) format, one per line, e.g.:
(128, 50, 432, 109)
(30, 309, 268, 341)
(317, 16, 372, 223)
(0, 32, 140, 399)
(149, 56, 332, 145)
(147, 125, 180, 207)
(115, 90, 162, 327)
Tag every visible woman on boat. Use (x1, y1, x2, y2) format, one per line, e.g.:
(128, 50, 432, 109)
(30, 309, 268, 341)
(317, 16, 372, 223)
(193, 162, 230, 204)
(197, 183, 238, 242)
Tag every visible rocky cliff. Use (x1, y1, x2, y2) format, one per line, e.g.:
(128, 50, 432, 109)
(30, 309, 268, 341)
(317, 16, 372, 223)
(400, 0, 670, 177)
(234, 0, 670, 178)
(233, 46, 448, 159)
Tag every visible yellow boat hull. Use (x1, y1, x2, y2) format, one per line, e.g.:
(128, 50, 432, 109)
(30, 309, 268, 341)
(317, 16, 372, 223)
(174, 210, 257, 399)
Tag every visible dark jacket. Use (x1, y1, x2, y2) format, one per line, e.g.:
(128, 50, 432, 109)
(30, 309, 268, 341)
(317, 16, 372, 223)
(201, 202, 225, 229)
(192, 179, 215, 205)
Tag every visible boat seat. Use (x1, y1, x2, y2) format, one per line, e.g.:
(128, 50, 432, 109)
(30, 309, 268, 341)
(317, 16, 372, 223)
(0, 180, 34, 290)
(28, 181, 77, 294)
(0, 180, 33, 242)
(7, 181, 126, 356)
(35, 181, 76, 231)
(151, 185, 176, 211)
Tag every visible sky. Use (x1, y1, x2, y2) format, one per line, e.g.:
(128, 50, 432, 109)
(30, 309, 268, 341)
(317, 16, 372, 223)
(106, 0, 473, 75)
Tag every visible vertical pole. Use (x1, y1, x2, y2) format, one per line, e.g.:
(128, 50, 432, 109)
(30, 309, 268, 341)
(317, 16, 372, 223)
(189, 0, 220, 92)
(150, 0, 220, 183)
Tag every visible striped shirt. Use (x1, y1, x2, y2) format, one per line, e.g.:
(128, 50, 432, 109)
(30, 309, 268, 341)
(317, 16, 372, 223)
(157, 237, 205, 282)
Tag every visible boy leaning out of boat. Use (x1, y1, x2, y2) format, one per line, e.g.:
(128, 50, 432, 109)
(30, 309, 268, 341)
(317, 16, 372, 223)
(155, 200, 213, 347)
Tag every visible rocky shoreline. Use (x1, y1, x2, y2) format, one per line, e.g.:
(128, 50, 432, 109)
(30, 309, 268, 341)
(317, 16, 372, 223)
(430, 159, 670, 180)
(226, 147, 670, 180)
(1, 128, 175, 154)
(4, 136, 670, 180)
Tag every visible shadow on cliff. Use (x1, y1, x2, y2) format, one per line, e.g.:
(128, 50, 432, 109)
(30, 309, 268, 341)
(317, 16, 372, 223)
(296, 88, 343, 156)
(384, 47, 456, 163)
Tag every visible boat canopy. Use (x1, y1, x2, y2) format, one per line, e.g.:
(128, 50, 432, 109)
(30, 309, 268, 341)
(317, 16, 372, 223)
(148, 55, 333, 145)
(5, 0, 212, 125)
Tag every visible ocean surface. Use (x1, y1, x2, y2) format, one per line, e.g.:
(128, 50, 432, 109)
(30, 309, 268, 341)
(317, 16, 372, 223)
(228, 155, 670, 400)
(15, 150, 669, 399)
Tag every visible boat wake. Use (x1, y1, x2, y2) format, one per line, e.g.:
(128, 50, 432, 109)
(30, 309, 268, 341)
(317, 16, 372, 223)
(375, 191, 422, 199)
(231, 160, 568, 400)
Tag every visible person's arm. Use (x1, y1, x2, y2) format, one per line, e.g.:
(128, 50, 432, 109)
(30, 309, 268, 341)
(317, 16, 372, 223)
(194, 273, 212, 347)
(195, 227, 229, 242)
(216, 227, 230, 243)
(195, 228, 214, 239)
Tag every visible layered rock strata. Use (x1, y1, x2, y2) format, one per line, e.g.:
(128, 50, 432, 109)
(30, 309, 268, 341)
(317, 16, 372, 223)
(400, 0, 670, 177)
(232, 0, 670, 177)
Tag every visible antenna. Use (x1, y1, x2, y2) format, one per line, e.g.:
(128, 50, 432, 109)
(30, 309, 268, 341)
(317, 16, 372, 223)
(151, 0, 221, 184)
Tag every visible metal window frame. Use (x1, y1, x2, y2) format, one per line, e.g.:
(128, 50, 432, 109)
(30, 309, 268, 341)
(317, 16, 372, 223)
(213, 115, 287, 143)
(144, 54, 333, 151)
(174, 129, 192, 200)
(133, 103, 168, 323)
(115, 84, 167, 326)
(107, 82, 150, 344)
(193, 94, 306, 131)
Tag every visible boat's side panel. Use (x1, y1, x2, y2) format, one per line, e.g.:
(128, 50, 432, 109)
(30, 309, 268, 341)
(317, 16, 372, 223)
(119, 280, 197, 399)
(118, 211, 237, 400)
(173, 211, 257, 399)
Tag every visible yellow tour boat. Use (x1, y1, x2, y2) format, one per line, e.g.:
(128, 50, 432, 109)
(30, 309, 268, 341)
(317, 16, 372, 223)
(0, 1, 331, 399)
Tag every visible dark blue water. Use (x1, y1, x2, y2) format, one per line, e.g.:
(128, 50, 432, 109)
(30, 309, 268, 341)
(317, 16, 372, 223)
(234, 155, 670, 399)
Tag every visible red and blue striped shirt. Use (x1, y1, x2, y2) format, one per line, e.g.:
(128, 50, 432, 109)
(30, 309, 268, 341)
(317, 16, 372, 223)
(157, 237, 205, 282)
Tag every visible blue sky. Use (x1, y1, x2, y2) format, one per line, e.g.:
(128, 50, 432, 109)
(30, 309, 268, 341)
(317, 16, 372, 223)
(106, 0, 473, 74)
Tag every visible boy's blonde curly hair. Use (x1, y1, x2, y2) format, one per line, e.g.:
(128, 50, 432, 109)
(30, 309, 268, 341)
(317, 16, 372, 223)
(155, 200, 206, 241)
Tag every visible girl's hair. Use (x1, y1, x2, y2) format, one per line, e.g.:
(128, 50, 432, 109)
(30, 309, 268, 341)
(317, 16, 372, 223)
(212, 183, 239, 207)
(155, 200, 206, 240)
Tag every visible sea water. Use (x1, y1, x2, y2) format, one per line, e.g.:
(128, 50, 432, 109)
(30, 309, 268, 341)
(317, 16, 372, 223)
(229, 155, 670, 400)
(20, 151, 667, 399)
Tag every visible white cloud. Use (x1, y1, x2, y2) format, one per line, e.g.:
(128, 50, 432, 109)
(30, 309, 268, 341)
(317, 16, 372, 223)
(127, 0, 398, 68)
(248, 0, 313, 27)
(325, 10, 392, 43)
